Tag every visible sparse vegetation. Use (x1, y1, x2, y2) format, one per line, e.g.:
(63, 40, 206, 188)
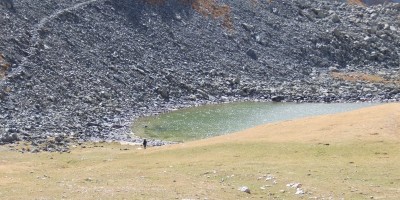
(347, 0, 366, 6)
(143, 0, 233, 29)
(191, 0, 233, 30)
(331, 72, 400, 85)
(0, 53, 11, 79)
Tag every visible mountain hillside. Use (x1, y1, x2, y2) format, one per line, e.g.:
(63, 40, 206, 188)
(0, 0, 399, 149)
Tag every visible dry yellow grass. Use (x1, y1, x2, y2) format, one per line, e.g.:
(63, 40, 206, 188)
(142, 0, 233, 30)
(330, 72, 400, 85)
(182, 102, 400, 145)
(331, 72, 384, 83)
(0, 103, 399, 199)
(0, 53, 11, 78)
(347, 0, 366, 6)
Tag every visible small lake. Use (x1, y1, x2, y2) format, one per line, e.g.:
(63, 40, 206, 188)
(131, 102, 376, 142)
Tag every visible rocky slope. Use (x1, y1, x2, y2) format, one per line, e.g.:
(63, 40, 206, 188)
(0, 0, 399, 150)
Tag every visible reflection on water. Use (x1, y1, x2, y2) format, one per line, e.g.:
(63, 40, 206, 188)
(132, 102, 376, 142)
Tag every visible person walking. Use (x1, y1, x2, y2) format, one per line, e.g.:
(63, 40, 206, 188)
(143, 139, 147, 149)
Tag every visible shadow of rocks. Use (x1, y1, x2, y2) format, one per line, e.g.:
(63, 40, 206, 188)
(108, 0, 194, 29)
(0, 0, 14, 10)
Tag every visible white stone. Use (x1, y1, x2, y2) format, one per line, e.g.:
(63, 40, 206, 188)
(295, 188, 305, 195)
(239, 186, 251, 194)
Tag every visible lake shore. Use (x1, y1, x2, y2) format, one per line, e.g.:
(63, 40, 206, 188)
(133, 102, 377, 142)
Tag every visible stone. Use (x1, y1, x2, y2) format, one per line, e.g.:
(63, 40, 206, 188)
(175, 13, 182, 21)
(287, 182, 302, 188)
(331, 14, 341, 23)
(31, 148, 40, 153)
(312, 9, 328, 19)
(11, 133, 19, 141)
(265, 175, 274, 181)
(246, 49, 258, 60)
(234, 77, 240, 85)
(383, 24, 390, 30)
(271, 96, 284, 102)
(242, 23, 254, 32)
(157, 86, 170, 100)
(255, 35, 261, 43)
(239, 186, 251, 194)
(197, 89, 209, 100)
(332, 29, 344, 39)
(55, 135, 64, 143)
(295, 188, 305, 195)
(7, 128, 19, 133)
(328, 66, 339, 72)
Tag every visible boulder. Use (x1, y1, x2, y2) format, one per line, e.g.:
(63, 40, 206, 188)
(241, 23, 254, 32)
(271, 96, 285, 102)
(331, 14, 341, 23)
(246, 49, 258, 60)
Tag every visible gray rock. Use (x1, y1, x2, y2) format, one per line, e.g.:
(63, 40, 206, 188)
(239, 186, 251, 194)
(332, 29, 344, 39)
(157, 86, 170, 100)
(271, 96, 285, 102)
(331, 14, 341, 23)
(312, 8, 328, 19)
(197, 89, 209, 100)
(242, 23, 254, 32)
(246, 49, 258, 60)
(329, 66, 339, 72)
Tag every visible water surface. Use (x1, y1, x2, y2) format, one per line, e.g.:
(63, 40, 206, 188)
(132, 102, 375, 142)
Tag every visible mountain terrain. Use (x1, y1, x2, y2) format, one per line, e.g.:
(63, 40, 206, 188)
(1, 103, 399, 199)
(0, 0, 399, 150)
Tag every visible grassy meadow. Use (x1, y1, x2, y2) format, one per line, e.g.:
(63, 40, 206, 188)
(0, 103, 399, 199)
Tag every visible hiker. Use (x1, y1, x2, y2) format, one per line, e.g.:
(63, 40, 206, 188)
(143, 139, 147, 149)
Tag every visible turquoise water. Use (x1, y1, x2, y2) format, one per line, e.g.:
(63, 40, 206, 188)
(131, 102, 376, 142)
